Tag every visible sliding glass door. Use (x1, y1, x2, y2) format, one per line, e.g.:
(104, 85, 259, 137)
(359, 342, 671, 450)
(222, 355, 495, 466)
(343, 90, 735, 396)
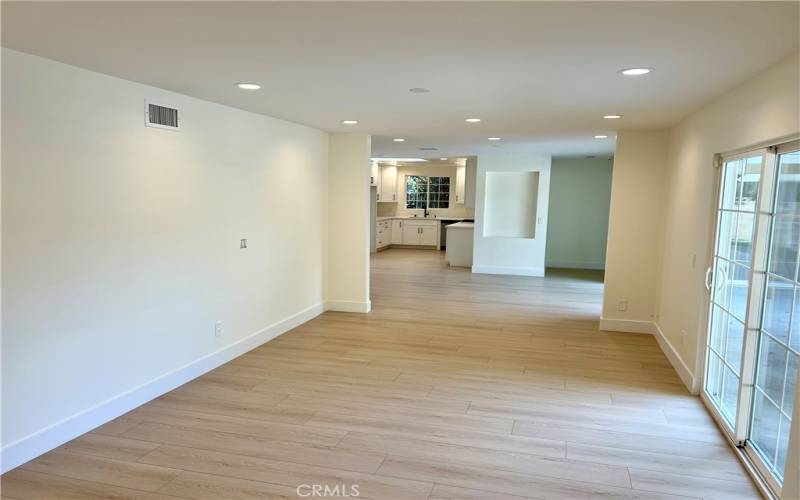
(705, 153, 762, 428)
(748, 145, 799, 486)
(704, 141, 799, 494)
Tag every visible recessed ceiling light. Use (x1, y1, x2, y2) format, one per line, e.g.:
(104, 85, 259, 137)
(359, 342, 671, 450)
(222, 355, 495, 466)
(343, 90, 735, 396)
(618, 68, 652, 76)
(594, 135, 609, 139)
(409, 88, 430, 93)
(393, 138, 406, 142)
(603, 115, 622, 120)
(440, 157, 448, 161)
(236, 83, 261, 90)
(465, 118, 481, 123)
(341, 120, 358, 125)
(488, 137, 501, 141)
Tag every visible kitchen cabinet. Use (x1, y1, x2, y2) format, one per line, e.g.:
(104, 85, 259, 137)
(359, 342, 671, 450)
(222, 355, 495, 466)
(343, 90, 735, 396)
(402, 220, 439, 247)
(454, 165, 466, 204)
(370, 161, 379, 187)
(446, 222, 474, 267)
(378, 165, 398, 203)
(376, 220, 391, 249)
(391, 220, 403, 244)
(419, 225, 438, 246)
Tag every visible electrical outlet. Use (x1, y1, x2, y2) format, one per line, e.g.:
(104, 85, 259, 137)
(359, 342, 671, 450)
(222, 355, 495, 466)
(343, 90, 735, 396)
(680, 329, 686, 346)
(617, 299, 628, 312)
(214, 321, 223, 338)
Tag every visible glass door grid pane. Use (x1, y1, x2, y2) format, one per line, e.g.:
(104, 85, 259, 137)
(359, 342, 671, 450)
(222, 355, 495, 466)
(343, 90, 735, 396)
(749, 150, 800, 484)
(706, 156, 762, 429)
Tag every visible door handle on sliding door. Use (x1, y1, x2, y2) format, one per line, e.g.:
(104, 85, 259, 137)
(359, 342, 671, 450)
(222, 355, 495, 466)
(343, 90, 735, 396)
(705, 266, 713, 292)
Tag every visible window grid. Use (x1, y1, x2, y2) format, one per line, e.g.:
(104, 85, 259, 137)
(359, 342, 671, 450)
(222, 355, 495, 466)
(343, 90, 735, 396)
(405, 175, 450, 210)
(705, 154, 762, 436)
(749, 150, 800, 483)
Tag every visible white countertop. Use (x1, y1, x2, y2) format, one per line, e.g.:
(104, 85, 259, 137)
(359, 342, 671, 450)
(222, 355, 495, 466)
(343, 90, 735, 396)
(447, 222, 475, 230)
(377, 216, 471, 222)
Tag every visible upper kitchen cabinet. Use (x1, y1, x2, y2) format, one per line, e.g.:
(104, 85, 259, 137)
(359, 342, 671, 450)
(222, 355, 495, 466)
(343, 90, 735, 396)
(370, 161, 379, 187)
(455, 165, 466, 204)
(453, 158, 477, 207)
(378, 164, 398, 203)
(464, 157, 477, 209)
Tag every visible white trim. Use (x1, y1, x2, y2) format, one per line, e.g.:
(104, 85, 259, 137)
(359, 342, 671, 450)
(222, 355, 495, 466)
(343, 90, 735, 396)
(545, 260, 605, 270)
(653, 323, 698, 393)
(0, 302, 324, 474)
(599, 319, 698, 394)
(325, 300, 371, 313)
(598, 317, 656, 335)
(472, 265, 545, 277)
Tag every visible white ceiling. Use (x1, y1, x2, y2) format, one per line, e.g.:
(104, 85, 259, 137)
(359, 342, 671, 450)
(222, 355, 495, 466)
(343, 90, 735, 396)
(2, 2, 798, 158)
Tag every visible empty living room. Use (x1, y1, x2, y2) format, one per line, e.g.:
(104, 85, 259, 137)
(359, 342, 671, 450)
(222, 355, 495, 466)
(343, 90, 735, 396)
(1, 2, 799, 499)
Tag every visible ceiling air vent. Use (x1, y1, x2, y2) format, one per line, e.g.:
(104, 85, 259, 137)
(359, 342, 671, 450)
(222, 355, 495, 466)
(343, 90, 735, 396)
(419, 147, 438, 151)
(145, 101, 180, 130)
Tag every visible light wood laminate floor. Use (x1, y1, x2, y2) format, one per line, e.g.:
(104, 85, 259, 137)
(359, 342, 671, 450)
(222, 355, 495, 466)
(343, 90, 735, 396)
(1, 249, 759, 499)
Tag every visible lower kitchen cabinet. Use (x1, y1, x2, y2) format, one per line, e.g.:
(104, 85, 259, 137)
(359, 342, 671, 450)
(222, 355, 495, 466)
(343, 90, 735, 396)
(376, 220, 391, 249)
(377, 219, 440, 250)
(402, 221, 439, 247)
(391, 220, 403, 244)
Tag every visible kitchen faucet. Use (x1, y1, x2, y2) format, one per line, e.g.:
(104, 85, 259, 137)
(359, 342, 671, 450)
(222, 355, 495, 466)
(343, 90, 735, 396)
(424, 206, 430, 218)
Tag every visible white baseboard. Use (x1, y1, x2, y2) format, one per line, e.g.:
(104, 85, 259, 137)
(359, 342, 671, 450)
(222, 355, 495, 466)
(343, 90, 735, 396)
(598, 317, 656, 334)
(472, 265, 545, 277)
(0, 302, 324, 474)
(325, 300, 371, 313)
(599, 317, 697, 393)
(653, 323, 698, 393)
(545, 261, 605, 270)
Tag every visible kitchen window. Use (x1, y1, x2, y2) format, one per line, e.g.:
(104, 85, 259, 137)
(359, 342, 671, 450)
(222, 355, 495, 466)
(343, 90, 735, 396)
(406, 175, 450, 209)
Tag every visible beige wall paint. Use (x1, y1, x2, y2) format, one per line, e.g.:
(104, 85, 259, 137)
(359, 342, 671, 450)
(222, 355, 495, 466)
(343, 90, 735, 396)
(326, 134, 371, 312)
(546, 157, 613, 270)
(597, 52, 800, 498)
(1, 49, 329, 469)
(653, 54, 799, 498)
(602, 130, 669, 330)
(657, 54, 800, 380)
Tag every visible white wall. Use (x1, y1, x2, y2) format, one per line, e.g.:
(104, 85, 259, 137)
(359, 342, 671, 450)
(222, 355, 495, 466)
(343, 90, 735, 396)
(472, 153, 551, 277)
(657, 54, 800, 385)
(326, 133, 371, 313)
(601, 130, 669, 333)
(1, 49, 329, 471)
(546, 157, 613, 270)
